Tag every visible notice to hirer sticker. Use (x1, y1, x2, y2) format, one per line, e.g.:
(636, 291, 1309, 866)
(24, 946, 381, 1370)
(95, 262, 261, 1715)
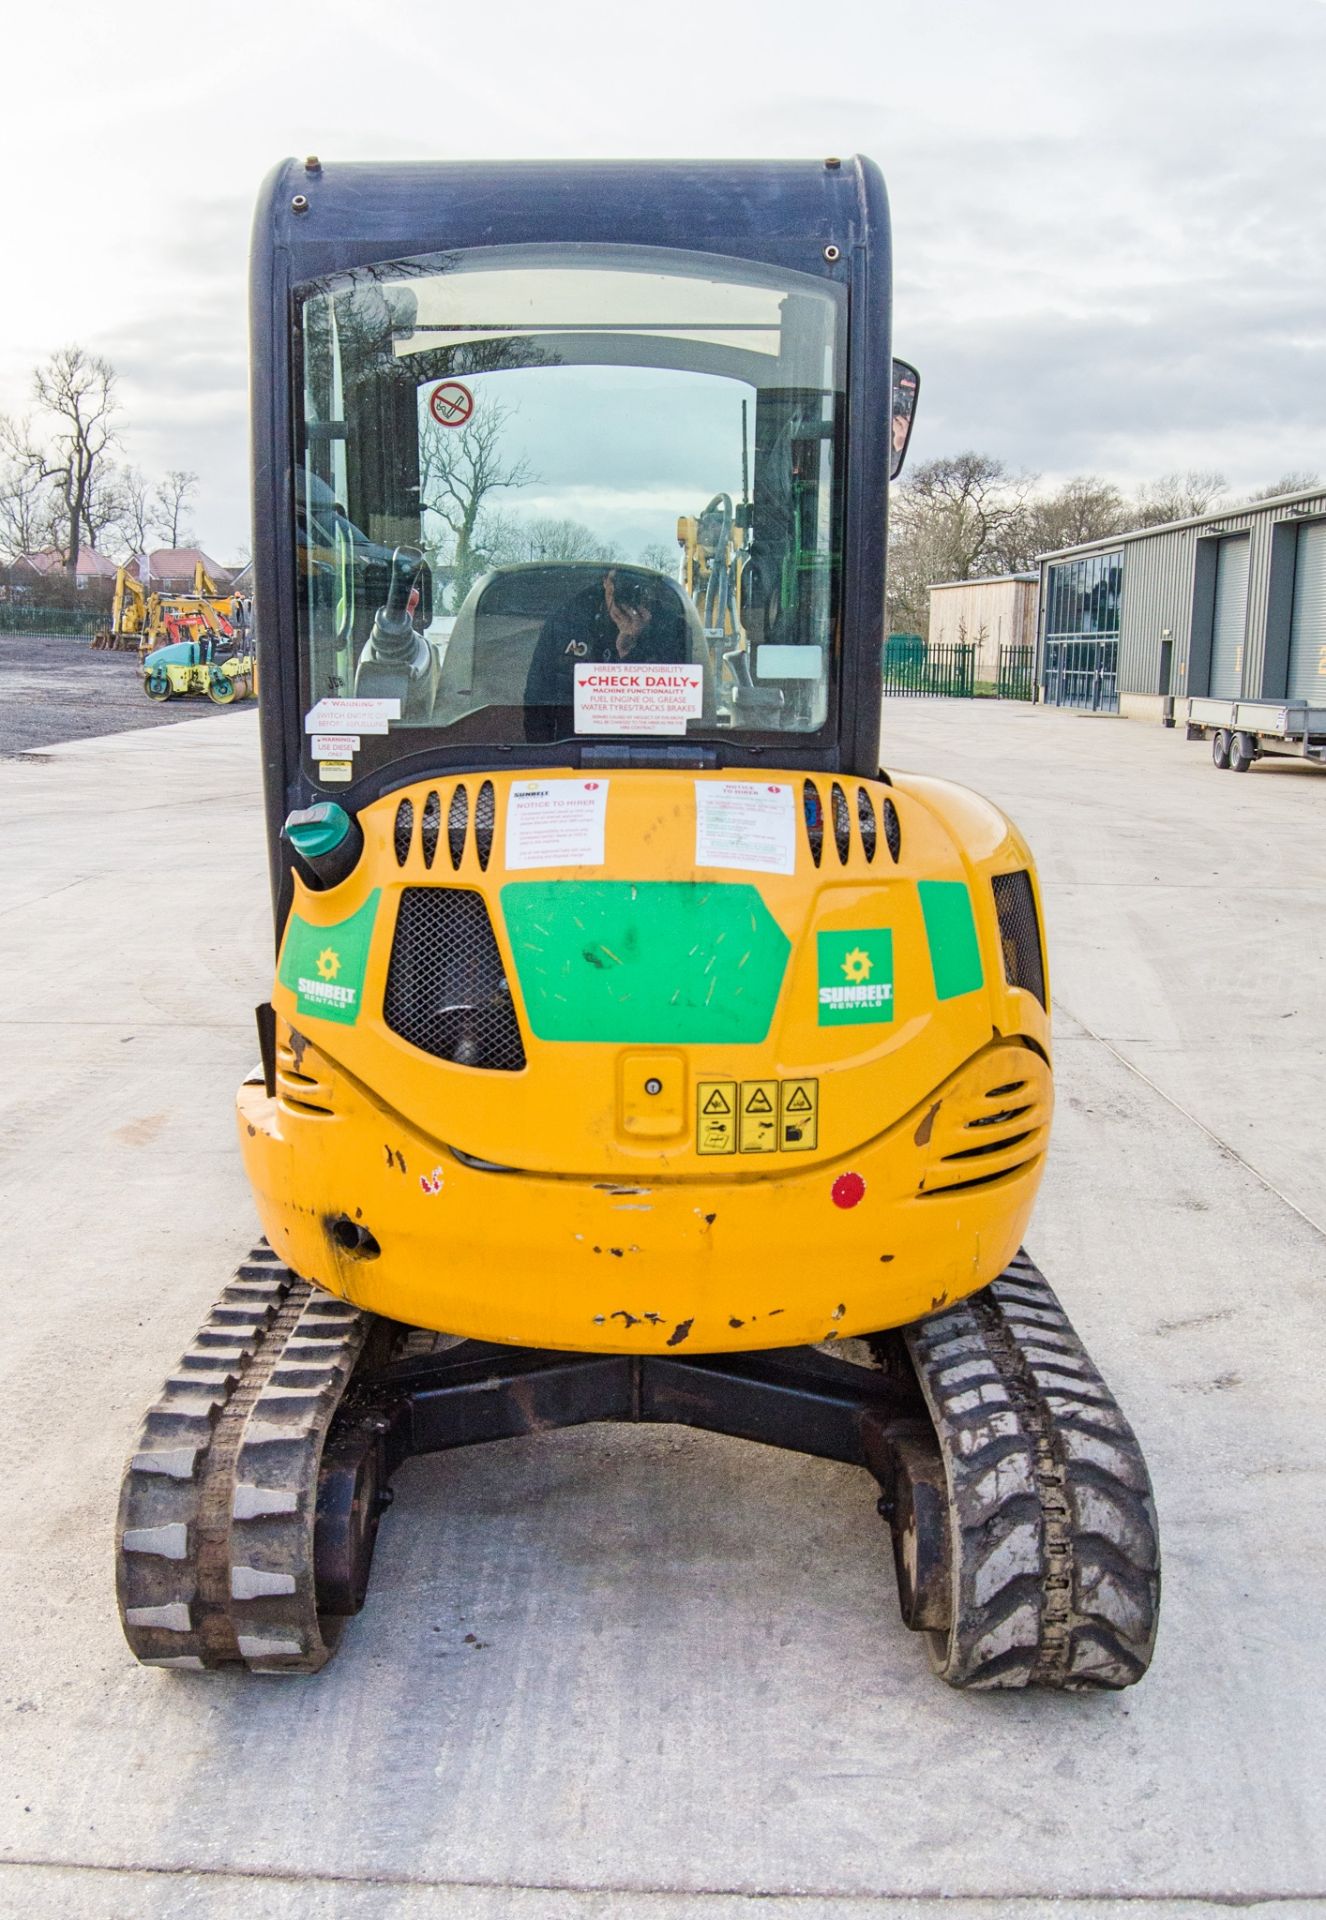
(573, 663, 703, 736)
(695, 780, 796, 876)
(505, 778, 610, 871)
(304, 698, 400, 735)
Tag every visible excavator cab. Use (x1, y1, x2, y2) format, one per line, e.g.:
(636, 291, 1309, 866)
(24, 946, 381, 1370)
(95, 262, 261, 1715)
(116, 157, 1159, 1690)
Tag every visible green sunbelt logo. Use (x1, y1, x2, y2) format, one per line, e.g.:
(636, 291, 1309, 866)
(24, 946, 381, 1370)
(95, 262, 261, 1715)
(817, 928, 894, 1026)
(278, 891, 380, 1028)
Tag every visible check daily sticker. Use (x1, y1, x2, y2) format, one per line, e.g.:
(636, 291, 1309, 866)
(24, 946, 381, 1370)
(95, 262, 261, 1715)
(817, 929, 895, 1025)
(573, 663, 703, 736)
(304, 698, 400, 735)
(277, 890, 381, 1026)
(695, 781, 795, 876)
(505, 778, 609, 870)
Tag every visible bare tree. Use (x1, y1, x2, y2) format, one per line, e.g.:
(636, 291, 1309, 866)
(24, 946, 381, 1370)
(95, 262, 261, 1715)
(1130, 469, 1227, 528)
(153, 468, 199, 547)
(31, 347, 119, 575)
(1244, 471, 1321, 503)
(418, 398, 535, 609)
(0, 413, 59, 561)
(1025, 476, 1128, 556)
(639, 541, 680, 573)
(476, 512, 616, 568)
(81, 461, 131, 557)
(113, 466, 154, 558)
(887, 451, 1036, 632)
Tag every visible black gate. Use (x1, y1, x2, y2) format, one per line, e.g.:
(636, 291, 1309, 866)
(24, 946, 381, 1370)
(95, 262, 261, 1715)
(996, 644, 1036, 701)
(882, 639, 975, 698)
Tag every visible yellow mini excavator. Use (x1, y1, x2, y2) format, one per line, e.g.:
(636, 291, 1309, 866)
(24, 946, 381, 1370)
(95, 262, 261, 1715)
(116, 156, 1159, 1689)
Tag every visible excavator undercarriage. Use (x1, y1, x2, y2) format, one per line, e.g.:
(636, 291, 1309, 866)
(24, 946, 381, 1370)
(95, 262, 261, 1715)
(118, 1243, 1159, 1688)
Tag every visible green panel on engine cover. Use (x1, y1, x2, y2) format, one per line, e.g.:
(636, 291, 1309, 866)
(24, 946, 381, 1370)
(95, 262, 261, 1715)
(500, 881, 790, 1043)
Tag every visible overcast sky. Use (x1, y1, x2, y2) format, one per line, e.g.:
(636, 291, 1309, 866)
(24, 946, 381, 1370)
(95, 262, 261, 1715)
(3, 0, 1323, 559)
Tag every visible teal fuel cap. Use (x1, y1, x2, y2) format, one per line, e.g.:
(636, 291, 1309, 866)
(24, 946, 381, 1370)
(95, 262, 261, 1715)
(284, 802, 351, 859)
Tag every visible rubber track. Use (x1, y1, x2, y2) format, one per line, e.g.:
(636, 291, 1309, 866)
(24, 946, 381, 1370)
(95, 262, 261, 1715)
(116, 1246, 372, 1673)
(903, 1248, 1160, 1690)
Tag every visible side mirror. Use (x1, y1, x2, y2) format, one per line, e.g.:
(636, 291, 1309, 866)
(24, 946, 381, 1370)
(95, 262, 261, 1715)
(890, 360, 920, 480)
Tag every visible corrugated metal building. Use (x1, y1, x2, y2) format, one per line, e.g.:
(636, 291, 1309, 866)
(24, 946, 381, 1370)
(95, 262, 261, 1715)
(1035, 485, 1326, 720)
(928, 574, 1038, 681)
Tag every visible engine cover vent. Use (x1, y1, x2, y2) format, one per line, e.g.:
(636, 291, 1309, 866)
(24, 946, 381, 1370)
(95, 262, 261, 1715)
(385, 888, 526, 1071)
(447, 784, 468, 869)
(475, 780, 496, 870)
(393, 798, 413, 866)
(992, 870, 1046, 1009)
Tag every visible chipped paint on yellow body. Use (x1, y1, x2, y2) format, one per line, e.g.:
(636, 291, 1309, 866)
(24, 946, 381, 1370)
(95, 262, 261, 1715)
(237, 767, 1053, 1353)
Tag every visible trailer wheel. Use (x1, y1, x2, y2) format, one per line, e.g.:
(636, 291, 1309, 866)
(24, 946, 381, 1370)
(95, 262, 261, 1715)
(1230, 731, 1256, 773)
(1211, 730, 1231, 769)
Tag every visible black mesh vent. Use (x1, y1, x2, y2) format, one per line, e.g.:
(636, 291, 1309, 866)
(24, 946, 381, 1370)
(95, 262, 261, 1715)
(856, 788, 877, 862)
(992, 870, 1046, 1009)
(802, 780, 824, 866)
(393, 798, 413, 866)
(385, 889, 526, 1071)
(883, 797, 901, 863)
(830, 782, 851, 863)
(475, 780, 495, 870)
(447, 784, 468, 868)
(420, 791, 440, 869)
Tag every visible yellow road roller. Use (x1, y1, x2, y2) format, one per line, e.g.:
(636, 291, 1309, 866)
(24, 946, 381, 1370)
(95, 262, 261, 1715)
(117, 155, 1159, 1689)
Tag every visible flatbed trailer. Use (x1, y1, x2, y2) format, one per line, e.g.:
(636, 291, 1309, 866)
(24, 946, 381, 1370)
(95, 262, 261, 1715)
(1186, 697, 1326, 772)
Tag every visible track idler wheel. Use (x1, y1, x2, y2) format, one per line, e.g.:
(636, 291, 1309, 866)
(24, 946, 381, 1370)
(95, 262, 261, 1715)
(314, 1418, 395, 1617)
(885, 1434, 952, 1635)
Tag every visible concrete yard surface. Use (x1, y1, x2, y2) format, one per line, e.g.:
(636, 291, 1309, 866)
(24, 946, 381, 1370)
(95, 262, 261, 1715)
(0, 701, 1322, 1919)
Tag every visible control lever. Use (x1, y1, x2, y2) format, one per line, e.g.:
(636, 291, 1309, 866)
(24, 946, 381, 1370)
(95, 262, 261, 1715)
(354, 545, 439, 715)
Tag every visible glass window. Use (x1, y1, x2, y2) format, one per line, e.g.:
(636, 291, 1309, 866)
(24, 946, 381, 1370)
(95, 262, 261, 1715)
(294, 247, 846, 778)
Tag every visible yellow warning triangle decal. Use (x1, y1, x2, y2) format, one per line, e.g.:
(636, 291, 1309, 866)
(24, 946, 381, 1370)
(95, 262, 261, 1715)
(785, 1086, 813, 1112)
(744, 1087, 774, 1113)
(702, 1088, 732, 1114)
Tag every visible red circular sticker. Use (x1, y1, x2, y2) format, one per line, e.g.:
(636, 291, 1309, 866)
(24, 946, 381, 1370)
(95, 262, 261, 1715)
(831, 1172, 866, 1210)
(428, 380, 474, 428)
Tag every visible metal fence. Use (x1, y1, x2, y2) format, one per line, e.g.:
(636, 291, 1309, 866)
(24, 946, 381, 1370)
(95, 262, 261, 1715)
(882, 639, 976, 699)
(883, 638, 1037, 701)
(0, 604, 109, 639)
(996, 644, 1036, 701)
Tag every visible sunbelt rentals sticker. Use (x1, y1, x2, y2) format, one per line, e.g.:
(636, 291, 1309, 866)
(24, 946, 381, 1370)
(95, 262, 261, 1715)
(817, 928, 894, 1026)
(277, 890, 380, 1026)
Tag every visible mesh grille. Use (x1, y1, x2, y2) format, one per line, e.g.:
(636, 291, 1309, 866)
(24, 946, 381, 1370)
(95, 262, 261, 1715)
(385, 888, 526, 1071)
(447, 784, 468, 868)
(802, 780, 824, 866)
(420, 791, 440, 869)
(475, 780, 495, 870)
(856, 788, 877, 862)
(393, 798, 413, 866)
(830, 783, 851, 863)
(992, 871, 1046, 1008)
(883, 797, 901, 862)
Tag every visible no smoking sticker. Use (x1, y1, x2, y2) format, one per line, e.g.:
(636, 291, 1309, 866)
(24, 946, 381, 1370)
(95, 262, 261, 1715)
(428, 380, 474, 428)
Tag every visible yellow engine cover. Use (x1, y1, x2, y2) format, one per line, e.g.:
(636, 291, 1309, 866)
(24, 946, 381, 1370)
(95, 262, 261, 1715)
(238, 768, 1052, 1353)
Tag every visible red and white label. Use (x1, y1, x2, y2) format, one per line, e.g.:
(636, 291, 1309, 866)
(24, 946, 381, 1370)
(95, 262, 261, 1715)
(428, 380, 474, 428)
(573, 663, 704, 736)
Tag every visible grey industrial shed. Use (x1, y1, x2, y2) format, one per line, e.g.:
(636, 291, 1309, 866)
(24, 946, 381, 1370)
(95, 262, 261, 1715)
(1035, 486, 1326, 721)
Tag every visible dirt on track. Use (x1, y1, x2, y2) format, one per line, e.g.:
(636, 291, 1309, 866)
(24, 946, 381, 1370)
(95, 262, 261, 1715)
(0, 633, 250, 757)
